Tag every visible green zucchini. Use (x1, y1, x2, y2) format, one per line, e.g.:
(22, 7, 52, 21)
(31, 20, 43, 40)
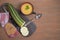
(6, 3, 25, 27)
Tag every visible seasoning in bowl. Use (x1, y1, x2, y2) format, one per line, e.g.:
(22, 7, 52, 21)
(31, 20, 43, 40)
(20, 2, 33, 15)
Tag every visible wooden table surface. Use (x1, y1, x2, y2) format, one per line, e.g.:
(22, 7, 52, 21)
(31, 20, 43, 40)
(0, 0, 60, 40)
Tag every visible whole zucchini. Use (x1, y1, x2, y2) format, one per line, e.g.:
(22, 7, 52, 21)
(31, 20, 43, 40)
(6, 3, 25, 27)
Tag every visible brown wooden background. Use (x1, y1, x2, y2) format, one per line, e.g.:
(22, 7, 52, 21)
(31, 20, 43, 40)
(0, 0, 60, 40)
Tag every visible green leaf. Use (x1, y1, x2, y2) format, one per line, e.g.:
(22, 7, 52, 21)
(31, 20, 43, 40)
(25, 5, 29, 10)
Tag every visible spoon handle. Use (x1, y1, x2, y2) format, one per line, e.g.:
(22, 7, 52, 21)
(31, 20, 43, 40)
(24, 19, 34, 27)
(2, 5, 8, 13)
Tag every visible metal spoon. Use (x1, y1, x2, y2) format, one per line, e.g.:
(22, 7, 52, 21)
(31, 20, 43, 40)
(24, 12, 42, 27)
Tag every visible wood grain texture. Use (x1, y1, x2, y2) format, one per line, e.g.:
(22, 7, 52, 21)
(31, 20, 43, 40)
(0, 0, 60, 40)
